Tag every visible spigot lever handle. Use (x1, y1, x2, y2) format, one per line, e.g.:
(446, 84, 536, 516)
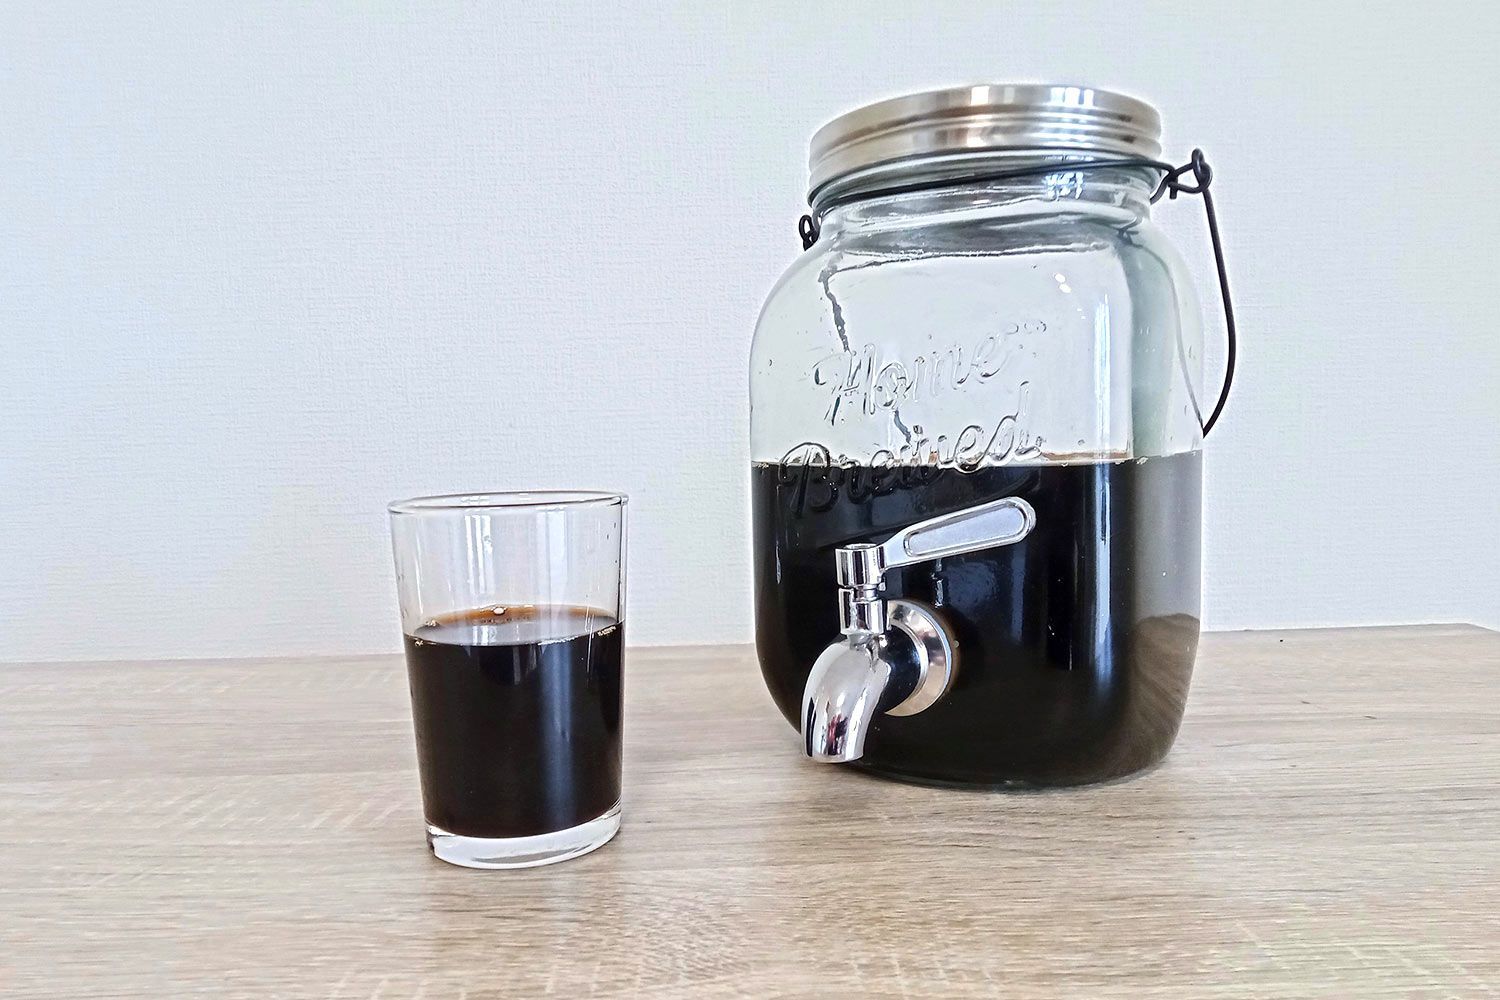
(883, 496, 1036, 567)
(836, 497, 1037, 588)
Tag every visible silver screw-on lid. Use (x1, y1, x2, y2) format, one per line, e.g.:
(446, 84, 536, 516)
(808, 84, 1162, 198)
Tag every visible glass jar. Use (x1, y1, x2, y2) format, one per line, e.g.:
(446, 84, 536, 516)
(750, 85, 1213, 787)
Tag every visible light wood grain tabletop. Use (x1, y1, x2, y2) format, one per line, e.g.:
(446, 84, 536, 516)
(2, 625, 1498, 998)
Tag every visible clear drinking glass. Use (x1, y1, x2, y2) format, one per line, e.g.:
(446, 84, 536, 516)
(388, 491, 627, 869)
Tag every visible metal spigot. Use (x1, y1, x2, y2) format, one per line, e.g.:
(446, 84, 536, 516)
(802, 495, 1037, 762)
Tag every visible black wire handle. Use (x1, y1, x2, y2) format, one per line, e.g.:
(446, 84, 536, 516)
(798, 149, 1236, 436)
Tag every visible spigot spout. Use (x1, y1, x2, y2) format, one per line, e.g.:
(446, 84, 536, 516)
(802, 632, 892, 762)
(799, 496, 1037, 765)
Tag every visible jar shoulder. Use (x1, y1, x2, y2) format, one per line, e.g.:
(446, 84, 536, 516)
(754, 216, 1196, 354)
(749, 214, 1206, 464)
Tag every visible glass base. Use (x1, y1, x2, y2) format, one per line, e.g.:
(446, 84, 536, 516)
(427, 803, 621, 870)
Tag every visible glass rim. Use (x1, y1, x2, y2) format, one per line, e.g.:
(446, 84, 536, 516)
(388, 490, 628, 515)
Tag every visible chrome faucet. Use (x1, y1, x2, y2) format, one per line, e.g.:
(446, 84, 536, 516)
(802, 495, 1037, 762)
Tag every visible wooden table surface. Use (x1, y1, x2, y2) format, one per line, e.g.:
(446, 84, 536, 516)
(2, 626, 1498, 998)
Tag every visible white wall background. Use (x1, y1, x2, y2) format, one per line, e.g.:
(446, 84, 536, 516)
(3, 2, 1498, 662)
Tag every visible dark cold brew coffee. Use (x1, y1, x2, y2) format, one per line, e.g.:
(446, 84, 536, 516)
(752, 451, 1201, 786)
(404, 605, 623, 838)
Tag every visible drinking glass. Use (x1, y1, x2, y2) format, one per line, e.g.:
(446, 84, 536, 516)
(388, 491, 627, 869)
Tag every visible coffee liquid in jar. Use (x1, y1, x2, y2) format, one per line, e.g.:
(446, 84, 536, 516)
(751, 452, 1201, 787)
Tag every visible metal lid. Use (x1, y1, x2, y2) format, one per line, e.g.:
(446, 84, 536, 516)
(808, 84, 1162, 198)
